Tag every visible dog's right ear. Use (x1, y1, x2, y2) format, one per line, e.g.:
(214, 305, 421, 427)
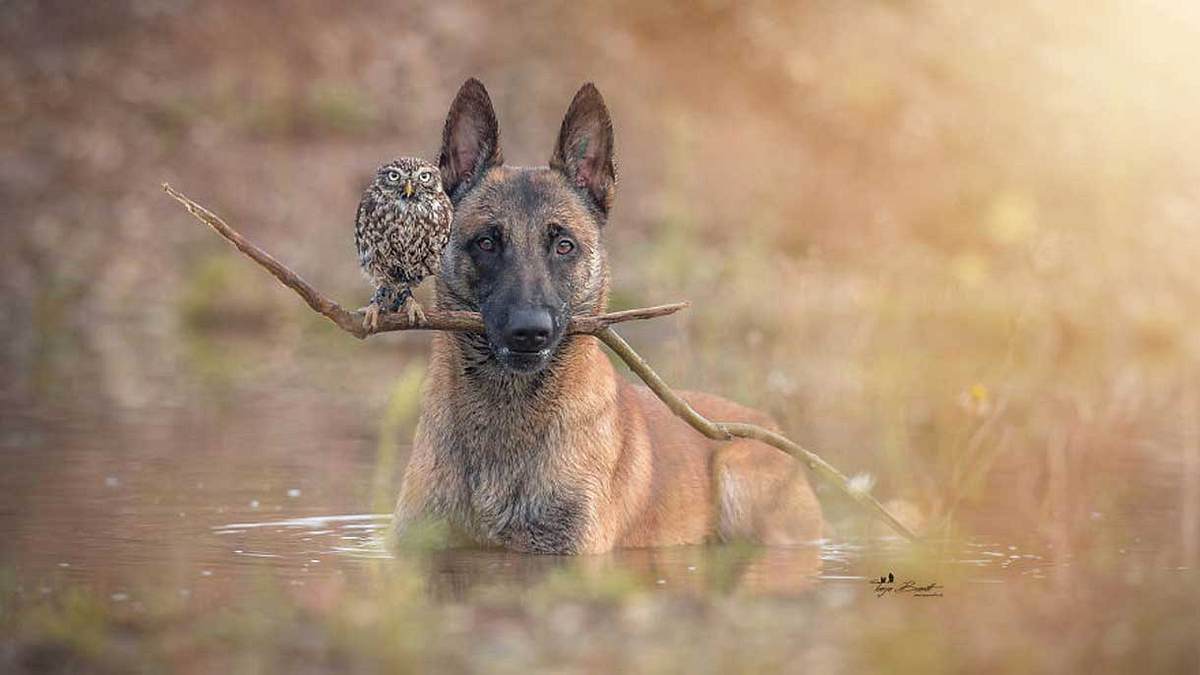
(438, 78, 503, 202)
(550, 83, 616, 216)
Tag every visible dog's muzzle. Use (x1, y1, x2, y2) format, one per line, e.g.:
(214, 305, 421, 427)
(490, 306, 562, 373)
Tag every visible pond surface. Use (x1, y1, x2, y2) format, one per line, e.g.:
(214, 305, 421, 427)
(1, 345, 1197, 673)
(2, 389, 1061, 600)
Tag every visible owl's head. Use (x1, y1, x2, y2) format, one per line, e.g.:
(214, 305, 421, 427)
(370, 157, 443, 201)
(433, 78, 617, 376)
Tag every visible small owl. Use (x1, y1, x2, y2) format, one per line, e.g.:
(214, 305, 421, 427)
(354, 157, 453, 330)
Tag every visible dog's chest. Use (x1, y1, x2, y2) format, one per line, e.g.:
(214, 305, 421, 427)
(436, 426, 590, 554)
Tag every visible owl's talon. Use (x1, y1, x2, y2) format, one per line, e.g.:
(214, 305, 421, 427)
(362, 303, 383, 333)
(402, 297, 426, 326)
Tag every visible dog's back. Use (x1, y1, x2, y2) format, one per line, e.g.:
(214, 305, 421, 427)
(618, 383, 823, 548)
(392, 79, 822, 553)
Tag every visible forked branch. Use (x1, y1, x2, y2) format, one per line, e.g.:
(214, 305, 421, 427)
(162, 183, 685, 338)
(163, 183, 918, 542)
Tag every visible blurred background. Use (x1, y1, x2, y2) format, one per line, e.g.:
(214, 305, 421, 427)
(2, 1, 1199, 672)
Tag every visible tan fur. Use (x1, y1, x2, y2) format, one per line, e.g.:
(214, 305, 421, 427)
(395, 330, 822, 553)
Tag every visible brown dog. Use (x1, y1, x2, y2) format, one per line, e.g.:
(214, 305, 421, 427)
(392, 79, 822, 554)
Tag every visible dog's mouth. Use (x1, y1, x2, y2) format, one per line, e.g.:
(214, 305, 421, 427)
(492, 345, 554, 373)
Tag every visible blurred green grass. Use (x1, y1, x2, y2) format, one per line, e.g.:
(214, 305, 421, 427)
(4, 551, 1198, 674)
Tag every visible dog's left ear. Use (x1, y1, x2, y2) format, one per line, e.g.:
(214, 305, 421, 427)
(440, 78, 503, 202)
(550, 83, 616, 215)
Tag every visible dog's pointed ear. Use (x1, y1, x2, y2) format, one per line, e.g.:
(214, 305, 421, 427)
(439, 78, 503, 202)
(550, 83, 616, 215)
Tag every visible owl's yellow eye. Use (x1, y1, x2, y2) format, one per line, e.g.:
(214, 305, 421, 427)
(418, 170, 434, 184)
(386, 170, 401, 183)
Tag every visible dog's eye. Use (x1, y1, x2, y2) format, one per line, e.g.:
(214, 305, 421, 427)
(555, 239, 575, 256)
(476, 236, 496, 252)
(386, 170, 401, 183)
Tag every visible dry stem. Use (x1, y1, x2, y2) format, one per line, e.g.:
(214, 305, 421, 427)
(163, 182, 918, 542)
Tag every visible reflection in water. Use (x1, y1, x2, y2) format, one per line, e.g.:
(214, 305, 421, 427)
(208, 511, 827, 597)
(199, 509, 1065, 601)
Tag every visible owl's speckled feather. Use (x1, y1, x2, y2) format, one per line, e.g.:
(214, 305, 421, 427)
(354, 156, 453, 328)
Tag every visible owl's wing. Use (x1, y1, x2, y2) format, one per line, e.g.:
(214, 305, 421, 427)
(354, 199, 371, 265)
(437, 194, 454, 239)
(419, 195, 454, 276)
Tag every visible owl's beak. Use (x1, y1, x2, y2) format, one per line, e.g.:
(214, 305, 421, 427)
(403, 181, 414, 199)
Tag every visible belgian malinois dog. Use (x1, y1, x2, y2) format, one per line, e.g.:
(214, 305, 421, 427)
(392, 79, 822, 554)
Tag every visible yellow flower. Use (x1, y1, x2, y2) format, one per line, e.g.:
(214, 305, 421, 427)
(959, 383, 992, 417)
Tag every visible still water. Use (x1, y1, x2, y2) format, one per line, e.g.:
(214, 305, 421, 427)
(1, 342, 1196, 672)
(2, 379, 1062, 601)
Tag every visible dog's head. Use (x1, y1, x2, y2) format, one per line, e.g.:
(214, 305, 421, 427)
(435, 79, 616, 375)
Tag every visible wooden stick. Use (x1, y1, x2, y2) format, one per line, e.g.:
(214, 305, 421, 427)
(163, 183, 919, 542)
(597, 328, 918, 542)
(163, 183, 686, 339)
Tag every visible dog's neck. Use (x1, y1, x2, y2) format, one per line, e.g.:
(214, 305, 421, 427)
(432, 331, 599, 410)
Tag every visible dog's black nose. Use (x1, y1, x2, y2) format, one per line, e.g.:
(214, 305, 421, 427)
(504, 308, 553, 353)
